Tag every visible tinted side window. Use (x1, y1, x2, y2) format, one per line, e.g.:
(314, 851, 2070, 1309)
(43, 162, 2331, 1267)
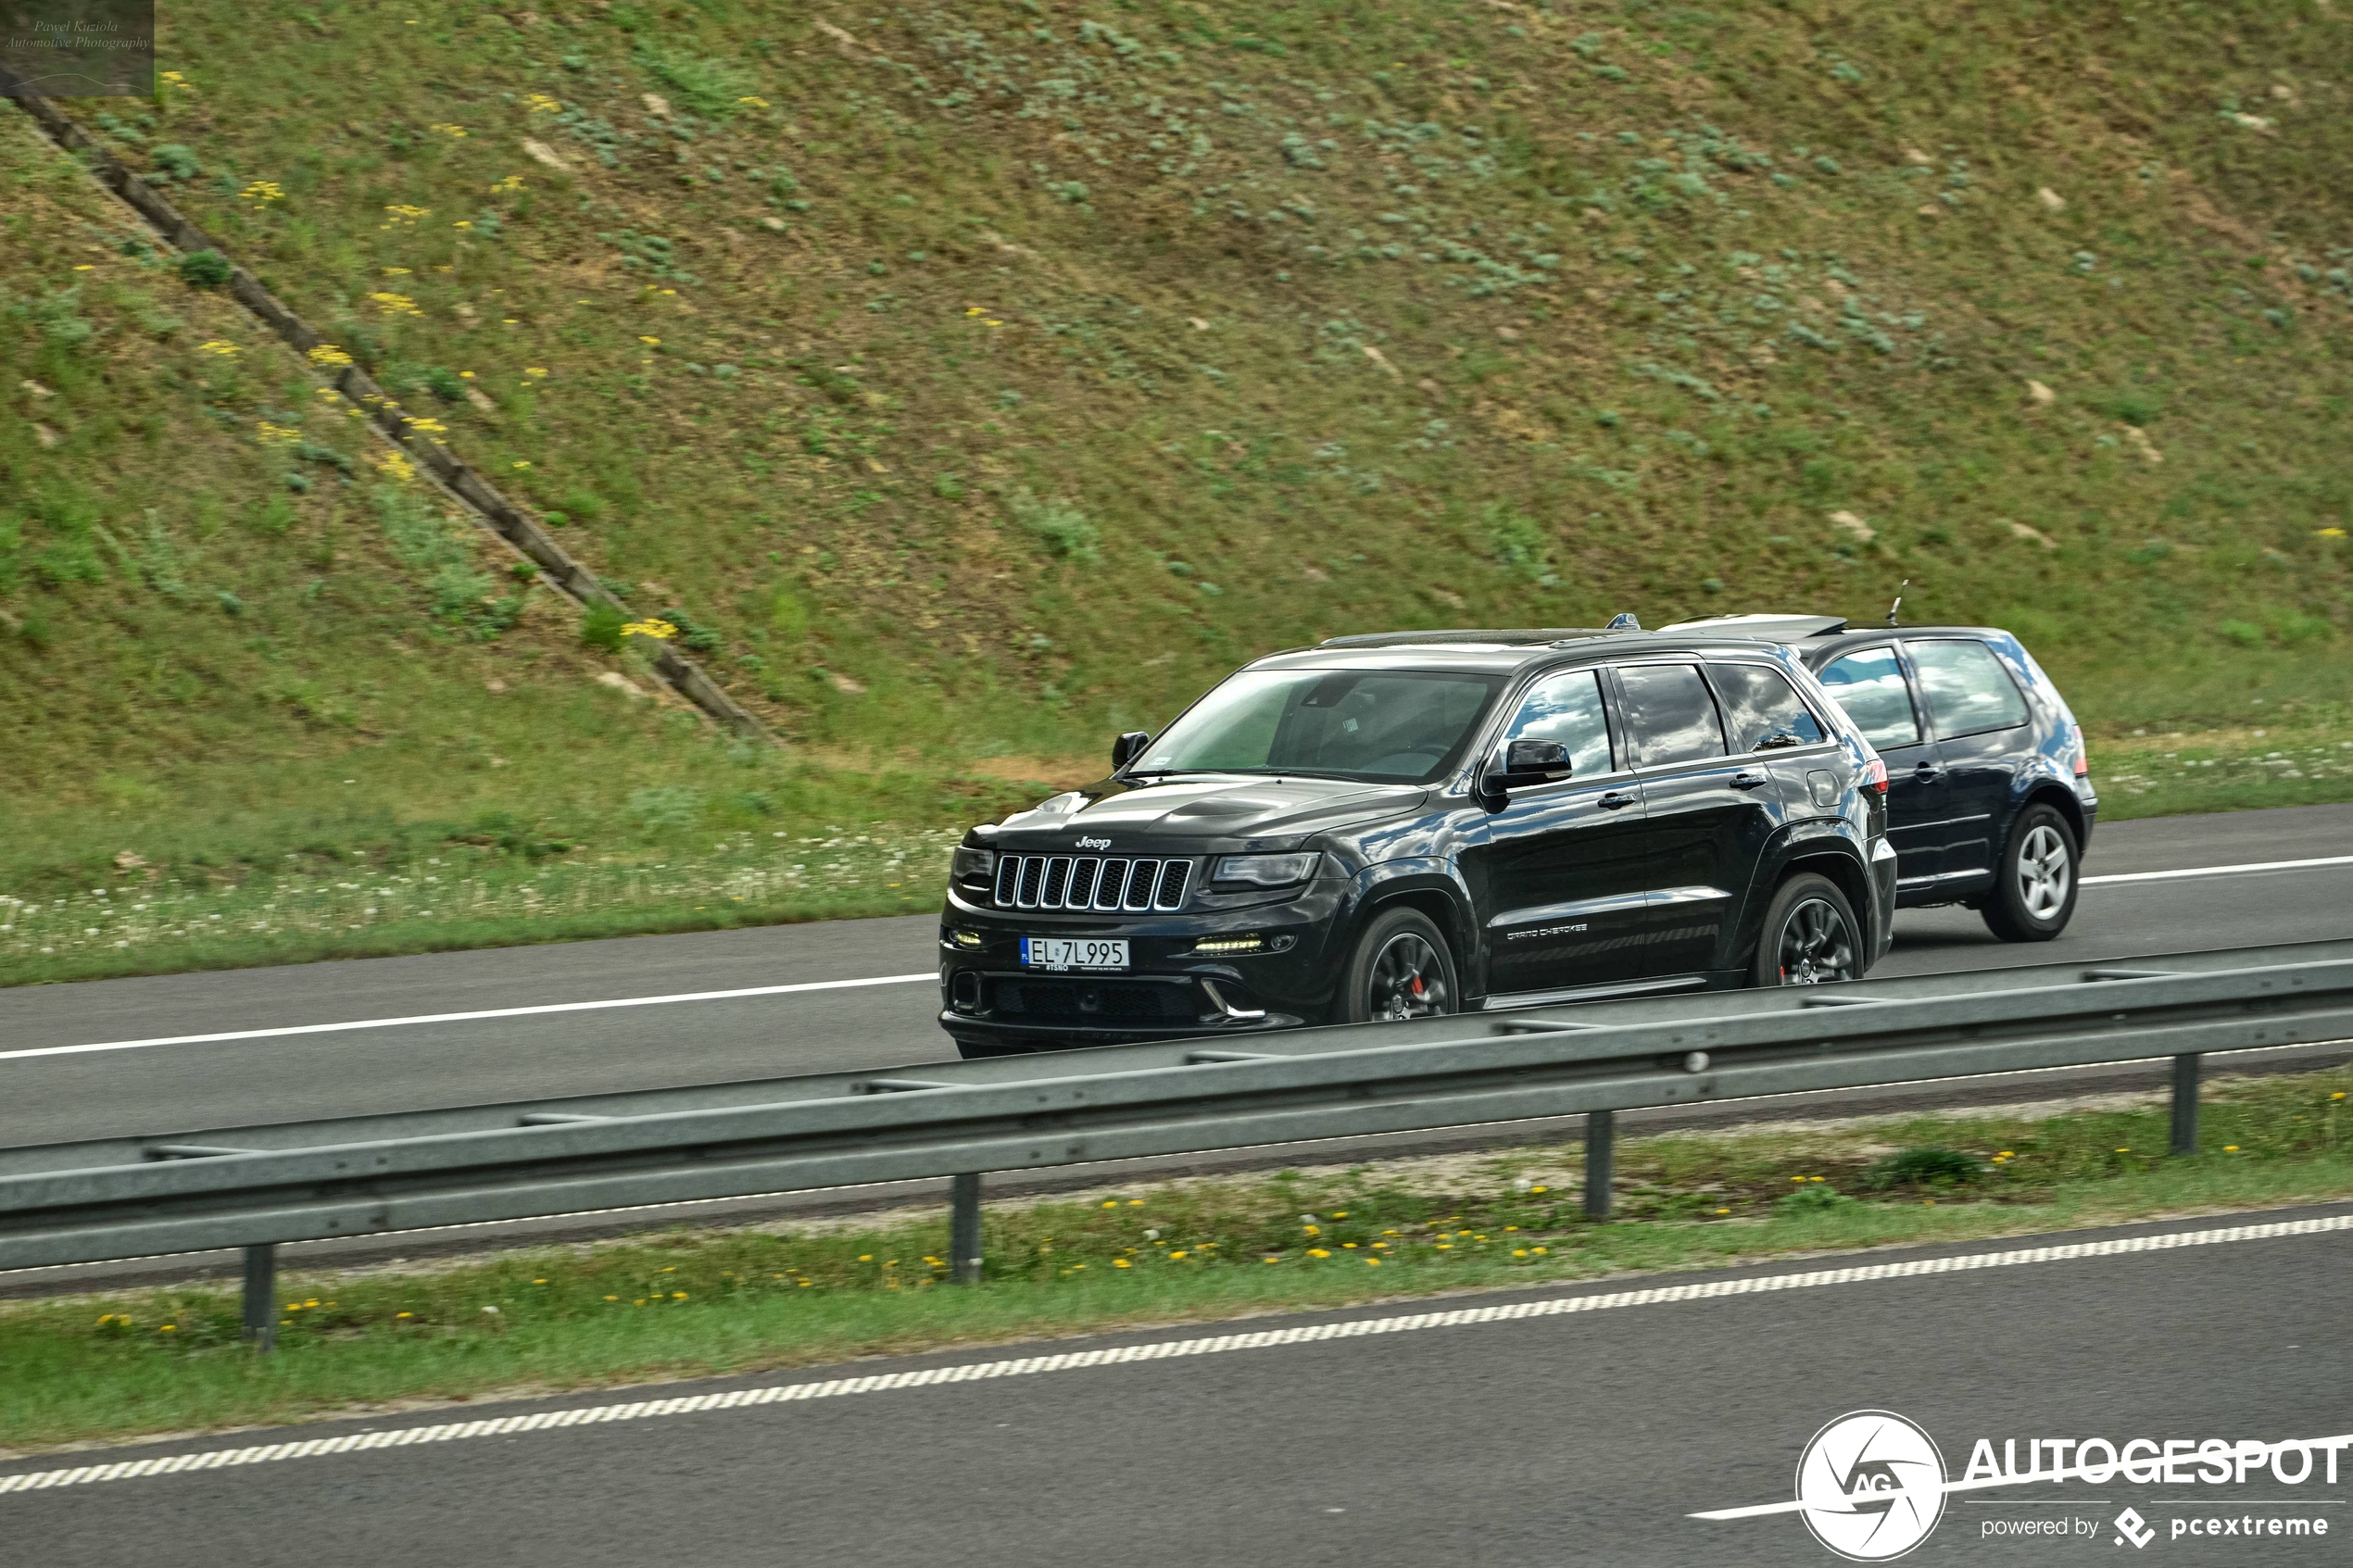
(1502, 669, 1614, 778)
(1907, 639, 2030, 737)
(1818, 646, 1920, 749)
(1708, 663, 1827, 754)
(1617, 664, 1728, 767)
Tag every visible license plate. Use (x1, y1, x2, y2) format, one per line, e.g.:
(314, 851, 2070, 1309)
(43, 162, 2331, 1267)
(1020, 937, 1129, 972)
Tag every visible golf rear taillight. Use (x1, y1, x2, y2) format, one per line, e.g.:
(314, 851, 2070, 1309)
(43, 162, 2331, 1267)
(2070, 723, 2089, 778)
(1863, 758, 1889, 796)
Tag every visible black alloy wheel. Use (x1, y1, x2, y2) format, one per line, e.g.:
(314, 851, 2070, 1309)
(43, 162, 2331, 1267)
(1753, 872, 1862, 987)
(1342, 908, 1460, 1023)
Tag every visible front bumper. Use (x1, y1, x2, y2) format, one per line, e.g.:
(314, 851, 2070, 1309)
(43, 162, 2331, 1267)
(937, 880, 1346, 1051)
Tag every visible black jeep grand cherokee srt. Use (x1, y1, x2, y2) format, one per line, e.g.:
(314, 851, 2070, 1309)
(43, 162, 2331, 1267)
(938, 626, 1895, 1057)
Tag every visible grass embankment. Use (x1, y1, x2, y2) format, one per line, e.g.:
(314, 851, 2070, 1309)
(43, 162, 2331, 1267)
(6, 1067, 2347, 1456)
(6, 1, 2349, 984)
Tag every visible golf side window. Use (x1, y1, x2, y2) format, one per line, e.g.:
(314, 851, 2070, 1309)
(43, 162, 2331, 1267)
(1499, 668, 1615, 780)
(1817, 645, 1920, 750)
(1905, 639, 2030, 738)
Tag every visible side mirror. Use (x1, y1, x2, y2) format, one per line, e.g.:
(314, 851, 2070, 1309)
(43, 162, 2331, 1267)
(1486, 737, 1572, 790)
(1111, 730, 1152, 771)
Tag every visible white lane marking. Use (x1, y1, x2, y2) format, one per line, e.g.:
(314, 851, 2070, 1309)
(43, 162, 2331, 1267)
(2082, 854, 2353, 887)
(3, 1211, 2343, 1499)
(0, 974, 939, 1065)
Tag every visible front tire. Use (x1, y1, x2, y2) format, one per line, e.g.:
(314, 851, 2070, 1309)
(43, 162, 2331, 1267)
(1340, 908, 1460, 1023)
(1752, 872, 1862, 987)
(1982, 803, 2079, 942)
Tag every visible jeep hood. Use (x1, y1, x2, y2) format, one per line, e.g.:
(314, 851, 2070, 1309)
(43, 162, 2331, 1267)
(986, 774, 1427, 851)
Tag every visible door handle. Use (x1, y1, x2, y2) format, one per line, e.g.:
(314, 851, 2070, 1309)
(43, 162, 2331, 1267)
(1912, 763, 1943, 781)
(1730, 771, 1769, 792)
(1596, 791, 1636, 811)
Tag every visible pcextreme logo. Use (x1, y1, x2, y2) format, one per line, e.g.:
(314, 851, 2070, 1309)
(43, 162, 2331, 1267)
(1692, 1413, 2353, 1560)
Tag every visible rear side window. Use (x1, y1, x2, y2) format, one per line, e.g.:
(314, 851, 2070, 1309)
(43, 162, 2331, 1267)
(1617, 664, 1728, 767)
(1707, 663, 1827, 754)
(1501, 669, 1615, 778)
(1907, 639, 2031, 737)
(1818, 646, 1920, 749)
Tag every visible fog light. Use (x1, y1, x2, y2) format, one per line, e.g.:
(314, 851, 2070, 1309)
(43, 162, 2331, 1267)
(950, 971, 983, 1010)
(1193, 935, 1265, 955)
(954, 930, 982, 948)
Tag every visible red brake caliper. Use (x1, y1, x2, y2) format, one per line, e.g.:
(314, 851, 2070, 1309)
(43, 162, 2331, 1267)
(1410, 974, 1425, 997)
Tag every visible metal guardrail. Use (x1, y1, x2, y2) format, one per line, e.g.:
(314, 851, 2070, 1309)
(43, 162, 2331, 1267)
(4, 939, 2350, 1348)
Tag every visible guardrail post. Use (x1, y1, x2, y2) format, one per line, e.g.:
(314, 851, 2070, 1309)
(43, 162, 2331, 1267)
(950, 1173, 983, 1285)
(2171, 1054, 2201, 1155)
(242, 1244, 277, 1352)
(1584, 1110, 1615, 1220)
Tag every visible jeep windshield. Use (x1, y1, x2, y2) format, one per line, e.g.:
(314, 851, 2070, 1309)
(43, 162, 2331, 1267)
(1129, 669, 1505, 784)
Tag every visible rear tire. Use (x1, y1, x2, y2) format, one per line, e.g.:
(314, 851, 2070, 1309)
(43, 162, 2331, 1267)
(1982, 802, 2078, 942)
(1751, 872, 1862, 987)
(1340, 908, 1460, 1023)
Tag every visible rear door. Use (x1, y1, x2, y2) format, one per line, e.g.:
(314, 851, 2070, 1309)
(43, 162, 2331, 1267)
(1462, 668, 1653, 1000)
(1902, 638, 2032, 880)
(1614, 660, 1777, 977)
(1817, 644, 1947, 891)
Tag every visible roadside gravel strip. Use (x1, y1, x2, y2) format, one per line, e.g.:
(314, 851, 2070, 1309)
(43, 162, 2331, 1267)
(6, 1210, 2347, 1499)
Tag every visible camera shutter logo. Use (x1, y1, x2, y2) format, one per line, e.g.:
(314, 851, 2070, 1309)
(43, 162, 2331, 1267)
(1794, 1411, 1948, 1562)
(2113, 1507, 2155, 1549)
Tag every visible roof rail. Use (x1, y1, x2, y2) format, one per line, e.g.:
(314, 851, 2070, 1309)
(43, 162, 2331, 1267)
(1315, 627, 1617, 649)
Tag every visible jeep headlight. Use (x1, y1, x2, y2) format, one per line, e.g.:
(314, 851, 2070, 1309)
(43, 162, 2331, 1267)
(1210, 852, 1320, 889)
(950, 847, 996, 888)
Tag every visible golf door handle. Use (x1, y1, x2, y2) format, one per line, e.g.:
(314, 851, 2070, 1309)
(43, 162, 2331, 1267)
(1597, 791, 1637, 810)
(1729, 771, 1769, 791)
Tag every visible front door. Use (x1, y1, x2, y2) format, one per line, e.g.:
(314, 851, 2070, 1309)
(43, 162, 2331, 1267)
(1461, 667, 1654, 1000)
(1818, 644, 1947, 897)
(1903, 638, 2033, 882)
(1615, 661, 1779, 976)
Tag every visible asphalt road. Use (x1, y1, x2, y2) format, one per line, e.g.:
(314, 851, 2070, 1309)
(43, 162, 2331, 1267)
(4, 804, 2352, 1149)
(7, 1202, 2348, 1566)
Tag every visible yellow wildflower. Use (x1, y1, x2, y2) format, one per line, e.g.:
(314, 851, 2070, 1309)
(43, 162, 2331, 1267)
(2320, 527, 2348, 540)
(522, 93, 561, 114)
(738, 95, 770, 108)
(406, 415, 448, 435)
(241, 180, 284, 205)
(376, 450, 416, 483)
(196, 339, 240, 357)
(370, 291, 423, 318)
(1306, 1248, 1330, 1258)
(307, 344, 354, 367)
(523, 366, 548, 378)
(255, 420, 303, 447)
(491, 174, 526, 194)
(430, 122, 469, 139)
(620, 619, 678, 640)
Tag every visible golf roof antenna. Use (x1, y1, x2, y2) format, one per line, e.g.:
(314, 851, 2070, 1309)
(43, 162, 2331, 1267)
(1886, 580, 1908, 628)
(1605, 611, 1642, 632)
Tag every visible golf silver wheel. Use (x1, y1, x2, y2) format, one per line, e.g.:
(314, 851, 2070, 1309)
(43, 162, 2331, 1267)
(2016, 822, 2071, 920)
(1368, 932, 1450, 1021)
(1776, 897, 1858, 986)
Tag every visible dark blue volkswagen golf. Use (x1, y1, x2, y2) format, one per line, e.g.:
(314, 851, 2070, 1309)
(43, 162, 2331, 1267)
(1666, 614, 2097, 942)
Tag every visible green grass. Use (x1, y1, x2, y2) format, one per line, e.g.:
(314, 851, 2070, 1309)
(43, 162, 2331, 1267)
(6, 1067, 2347, 1454)
(5, 0, 2350, 985)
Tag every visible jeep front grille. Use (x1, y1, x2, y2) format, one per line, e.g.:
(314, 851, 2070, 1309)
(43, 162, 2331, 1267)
(992, 855, 1192, 912)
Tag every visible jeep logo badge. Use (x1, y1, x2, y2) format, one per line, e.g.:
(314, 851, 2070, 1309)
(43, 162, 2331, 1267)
(1076, 835, 1112, 850)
